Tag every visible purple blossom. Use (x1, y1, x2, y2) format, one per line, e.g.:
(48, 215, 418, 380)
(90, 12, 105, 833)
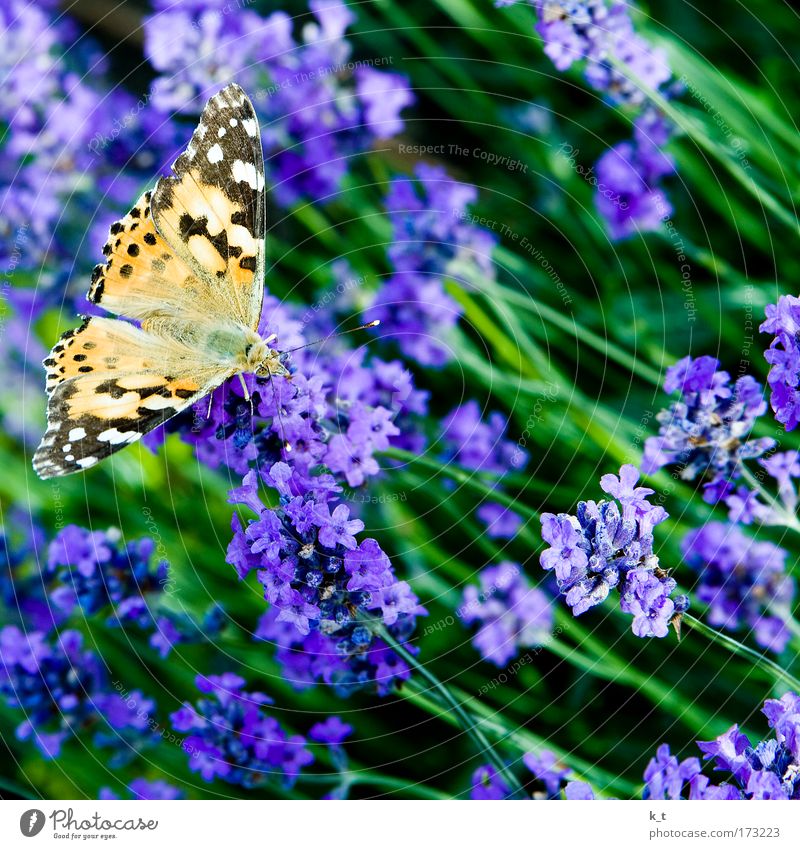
(442, 401, 526, 474)
(498, 3, 677, 240)
(229, 465, 425, 695)
(46, 526, 167, 625)
(256, 608, 415, 696)
(620, 568, 677, 639)
(476, 502, 524, 539)
(441, 401, 528, 533)
(365, 273, 461, 368)
(171, 674, 313, 788)
(461, 562, 553, 666)
(470, 764, 511, 800)
(523, 750, 571, 798)
(309, 717, 353, 745)
(100, 780, 185, 800)
(761, 295, 800, 430)
(643, 356, 774, 505)
(314, 503, 364, 550)
(760, 451, 800, 512)
(595, 114, 674, 240)
(653, 692, 800, 799)
(364, 164, 497, 365)
(540, 465, 687, 636)
(0, 626, 155, 760)
(471, 749, 596, 800)
(526, 1, 672, 106)
(356, 67, 415, 136)
(144, 0, 412, 206)
(643, 744, 701, 799)
(682, 522, 794, 653)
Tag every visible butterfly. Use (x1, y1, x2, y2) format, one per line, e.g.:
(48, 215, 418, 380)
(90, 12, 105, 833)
(33, 83, 288, 479)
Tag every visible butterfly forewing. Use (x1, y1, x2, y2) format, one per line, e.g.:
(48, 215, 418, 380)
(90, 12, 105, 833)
(33, 83, 267, 479)
(151, 83, 266, 331)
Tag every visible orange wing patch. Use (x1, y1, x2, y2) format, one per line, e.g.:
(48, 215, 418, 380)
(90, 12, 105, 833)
(88, 191, 211, 321)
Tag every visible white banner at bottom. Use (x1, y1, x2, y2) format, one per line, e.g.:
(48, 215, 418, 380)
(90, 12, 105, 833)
(0, 800, 796, 849)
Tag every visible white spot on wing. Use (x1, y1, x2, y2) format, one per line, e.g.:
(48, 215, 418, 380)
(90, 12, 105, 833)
(98, 428, 142, 445)
(217, 127, 227, 138)
(241, 118, 258, 137)
(77, 457, 98, 468)
(68, 427, 87, 441)
(229, 118, 238, 127)
(207, 143, 224, 164)
(231, 159, 264, 191)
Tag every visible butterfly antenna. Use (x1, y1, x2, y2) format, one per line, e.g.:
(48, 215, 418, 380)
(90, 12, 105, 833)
(284, 320, 380, 354)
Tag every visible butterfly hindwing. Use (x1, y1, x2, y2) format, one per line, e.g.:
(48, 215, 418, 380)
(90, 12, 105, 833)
(151, 83, 265, 330)
(33, 317, 232, 479)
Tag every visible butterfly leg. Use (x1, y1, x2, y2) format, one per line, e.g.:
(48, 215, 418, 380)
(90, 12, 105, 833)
(237, 372, 254, 420)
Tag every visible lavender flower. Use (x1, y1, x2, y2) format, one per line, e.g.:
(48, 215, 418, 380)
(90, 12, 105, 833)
(540, 464, 688, 636)
(498, 2, 677, 239)
(99, 780, 185, 800)
(144, 0, 413, 206)
(595, 110, 674, 239)
(682, 522, 794, 653)
(0, 626, 155, 760)
(525, 1, 672, 105)
(229, 465, 425, 694)
(471, 749, 596, 799)
(470, 764, 511, 800)
(47, 526, 167, 624)
(643, 743, 701, 800)
(441, 400, 527, 536)
(643, 356, 774, 505)
(1, 515, 54, 631)
(460, 562, 553, 666)
(171, 673, 313, 787)
(761, 295, 800, 430)
(365, 164, 496, 366)
(647, 692, 800, 799)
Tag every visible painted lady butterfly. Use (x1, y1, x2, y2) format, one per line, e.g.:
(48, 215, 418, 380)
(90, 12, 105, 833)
(33, 83, 287, 479)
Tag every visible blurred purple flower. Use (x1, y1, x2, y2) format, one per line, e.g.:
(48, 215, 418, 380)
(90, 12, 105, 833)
(682, 522, 794, 653)
(761, 295, 800, 430)
(461, 562, 553, 666)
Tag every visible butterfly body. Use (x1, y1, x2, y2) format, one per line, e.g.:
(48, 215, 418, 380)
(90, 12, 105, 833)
(33, 83, 277, 479)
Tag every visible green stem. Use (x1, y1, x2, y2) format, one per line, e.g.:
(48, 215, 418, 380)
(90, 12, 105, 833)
(403, 678, 637, 798)
(298, 770, 449, 800)
(373, 622, 527, 798)
(683, 614, 800, 693)
(544, 633, 724, 737)
(381, 446, 540, 528)
(0, 773, 36, 800)
(610, 57, 798, 234)
(347, 771, 450, 800)
(472, 254, 663, 387)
